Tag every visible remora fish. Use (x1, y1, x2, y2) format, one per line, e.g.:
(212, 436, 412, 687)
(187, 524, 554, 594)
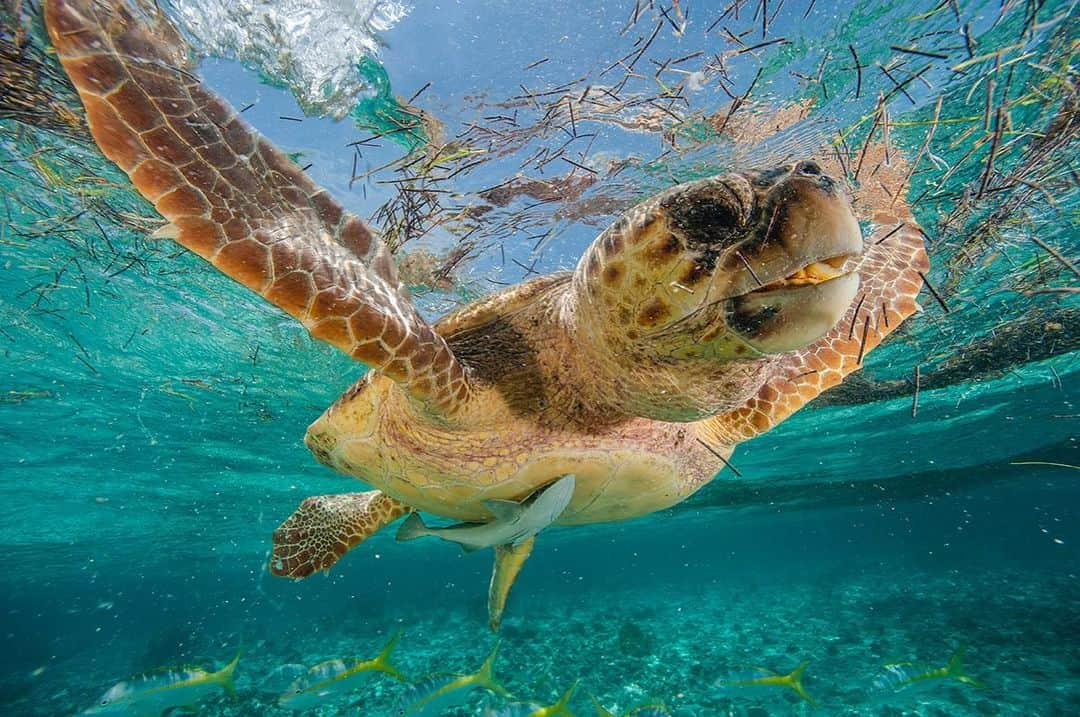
(485, 680, 578, 717)
(81, 653, 239, 716)
(392, 642, 510, 716)
(713, 661, 815, 705)
(396, 475, 575, 551)
(591, 694, 672, 717)
(279, 633, 405, 710)
(871, 647, 984, 695)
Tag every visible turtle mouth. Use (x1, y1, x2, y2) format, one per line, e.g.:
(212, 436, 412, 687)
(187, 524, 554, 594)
(725, 260, 861, 354)
(746, 253, 856, 295)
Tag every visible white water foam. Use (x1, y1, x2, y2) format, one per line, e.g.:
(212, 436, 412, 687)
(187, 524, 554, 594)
(166, 0, 412, 118)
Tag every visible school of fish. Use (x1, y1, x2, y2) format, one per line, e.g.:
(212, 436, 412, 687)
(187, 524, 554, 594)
(79, 639, 983, 715)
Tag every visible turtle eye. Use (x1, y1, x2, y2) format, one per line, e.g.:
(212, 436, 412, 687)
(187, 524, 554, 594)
(100, 700, 108, 705)
(295, 688, 301, 694)
(749, 165, 792, 187)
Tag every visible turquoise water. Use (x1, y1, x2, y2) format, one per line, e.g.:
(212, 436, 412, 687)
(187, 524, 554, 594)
(1, 0, 1078, 715)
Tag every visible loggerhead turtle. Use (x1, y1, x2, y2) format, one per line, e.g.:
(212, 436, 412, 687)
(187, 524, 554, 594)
(45, 0, 929, 630)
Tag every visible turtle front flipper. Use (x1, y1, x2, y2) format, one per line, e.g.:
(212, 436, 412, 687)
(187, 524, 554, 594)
(44, 0, 472, 416)
(487, 537, 535, 632)
(270, 491, 411, 578)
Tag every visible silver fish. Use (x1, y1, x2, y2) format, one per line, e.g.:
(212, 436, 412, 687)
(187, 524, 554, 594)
(396, 475, 575, 551)
(278, 633, 405, 710)
(391, 642, 509, 716)
(713, 662, 815, 705)
(871, 647, 983, 695)
(81, 654, 239, 716)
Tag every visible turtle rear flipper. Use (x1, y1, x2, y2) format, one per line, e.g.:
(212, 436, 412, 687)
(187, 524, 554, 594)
(44, 0, 472, 416)
(270, 492, 411, 578)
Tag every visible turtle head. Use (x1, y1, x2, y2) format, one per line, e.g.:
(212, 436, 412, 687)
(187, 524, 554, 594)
(574, 161, 862, 363)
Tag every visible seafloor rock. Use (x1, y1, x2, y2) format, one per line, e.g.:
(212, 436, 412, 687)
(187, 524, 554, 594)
(617, 621, 654, 658)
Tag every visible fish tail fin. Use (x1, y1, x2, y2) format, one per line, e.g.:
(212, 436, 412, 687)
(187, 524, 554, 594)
(372, 631, 408, 681)
(214, 650, 242, 697)
(947, 647, 985, 688)
(474, 641, 512, 698)
(784, 661, 816, 705)
(489, 537, 535, 632)
(550, 679, 579, 715)
(946, 646, 966, 675)
(395, 512, 430, 542)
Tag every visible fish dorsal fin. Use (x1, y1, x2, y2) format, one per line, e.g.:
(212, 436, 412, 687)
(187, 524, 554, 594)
(308, 658, 349, 677)
(483, 499, 524, 522)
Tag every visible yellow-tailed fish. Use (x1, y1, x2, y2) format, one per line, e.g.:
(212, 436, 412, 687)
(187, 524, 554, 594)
(279, 632, 406, 710)
(591, 694, 672, 717)
(871, 646, 984, 695)
(393, 641, 510, 716)
(484, 680, 578, 717)
(713, 661, 815, 705)
(81, 652, 239, 716)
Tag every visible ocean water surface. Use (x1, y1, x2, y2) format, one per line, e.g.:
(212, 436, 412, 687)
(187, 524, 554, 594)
(1, 0, 1077, 715)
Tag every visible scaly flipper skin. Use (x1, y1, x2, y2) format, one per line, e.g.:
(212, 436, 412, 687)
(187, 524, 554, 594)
(44, 0, 470, 415)
(697, 213, 928, 445)
(270, 491, 412, 578)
